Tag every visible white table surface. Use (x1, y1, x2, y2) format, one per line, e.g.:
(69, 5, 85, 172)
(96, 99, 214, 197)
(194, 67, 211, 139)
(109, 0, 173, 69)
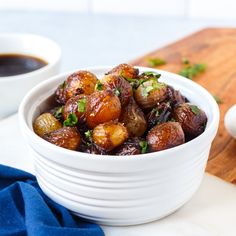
(1, 10, 236, 235)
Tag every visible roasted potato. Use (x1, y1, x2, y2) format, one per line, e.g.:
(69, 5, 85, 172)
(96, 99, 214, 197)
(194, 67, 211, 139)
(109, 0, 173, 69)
(43, 127, 81, 150)
(147, 122, 185, 152)
(86, 90, 121, 128)
(63, 94, 87, 123)
(119, 98, 147, 137)
(101, 74, 132, 106)
(33, 113, 62, 137)
(173, 103, 207, 138)
(55, 71, 98, 104)
(106, 63, 139, 80)
(134, 79, 167, 110)
(92, 122, 128, 151)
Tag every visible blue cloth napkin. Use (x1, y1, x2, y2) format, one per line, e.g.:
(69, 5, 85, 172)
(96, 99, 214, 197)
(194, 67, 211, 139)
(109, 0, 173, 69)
(0, 164, 104, 236)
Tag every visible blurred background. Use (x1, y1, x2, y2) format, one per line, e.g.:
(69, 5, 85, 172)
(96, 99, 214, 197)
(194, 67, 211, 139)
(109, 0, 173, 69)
(1, 0, 236, 71)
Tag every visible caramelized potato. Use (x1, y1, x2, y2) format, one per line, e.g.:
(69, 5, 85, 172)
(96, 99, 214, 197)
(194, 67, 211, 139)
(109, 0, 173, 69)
(55, 71, 98, 104)
(106, 63, 139, 80)
(43, 127, 81, 150)
(119, 98, 147, 137)
(63, 94, 87, 123)
(86, 90, 121, 128)
(173, 103, 207, 138)
(101, 75, 132, 106)
(92, 122, 128, 151)
(147, 122, 185, 152)
(134, 79, 167, 109)
(33, 113, 62, 137)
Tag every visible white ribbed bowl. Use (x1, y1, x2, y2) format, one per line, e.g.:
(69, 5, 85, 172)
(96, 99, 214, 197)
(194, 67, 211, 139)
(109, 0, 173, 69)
(19, 66, 219, 226)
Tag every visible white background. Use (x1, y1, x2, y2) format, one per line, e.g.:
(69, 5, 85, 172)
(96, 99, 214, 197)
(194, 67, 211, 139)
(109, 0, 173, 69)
(0, 0, 236, 19)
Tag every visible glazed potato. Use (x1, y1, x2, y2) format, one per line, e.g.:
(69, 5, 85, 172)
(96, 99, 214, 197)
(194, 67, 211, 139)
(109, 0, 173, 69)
(55, 71, 98, 104)
(119, 98, 147, 137)
(106, 63, 139, 80)
(101, 74, 132, 106)
(63, 94, 87, 123)
(134, 79, 167, 109)
(43, 127, 81, 150)
(147, 122, 185, 152)
(86, 90, 121, 128)
(173, 103, 207, 138)
(33, 113, 62, 137)
(92, 122, 128, 151)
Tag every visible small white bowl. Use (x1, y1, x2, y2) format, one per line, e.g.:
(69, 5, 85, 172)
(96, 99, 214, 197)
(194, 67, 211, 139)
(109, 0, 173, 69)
(0, 33, 61, 119)
(19, 67, 219, 226)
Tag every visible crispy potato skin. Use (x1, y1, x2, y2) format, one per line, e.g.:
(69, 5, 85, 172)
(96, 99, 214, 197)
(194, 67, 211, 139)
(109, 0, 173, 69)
(43, 127, 81, 150)
(147, 122, 185, 152)
(63, 94, 87, 123)
(55, 71, 98, 104)
(101, 75, 133, 106)
(119, 98, 147, 137)
(92, 122, 128, 151)
(173, 103, 207, 138)
(106, 63, 139, 80)
(86, 90, 121, 128)
(134, 80, 168, 109)
(33, 113, 62, 137)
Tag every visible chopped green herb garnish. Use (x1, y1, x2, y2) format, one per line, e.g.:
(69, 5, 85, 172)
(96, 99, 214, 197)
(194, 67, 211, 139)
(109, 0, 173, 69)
(85, 130, 93, 143)
(95, 81, 103, 91)
(60, 81, 67, 89)
(142, 71, 161, 78)
(179, 63, 206, 79)
(77, 98, 87, 113)
(190, 105, 201, 115)
(170, 118, 176, 122)
(142, 85, 154, 97)
(139, 141, 148, 154)
(53, 106, 64, 120)
(63, 113, 78, 127)
(141, 79, 164, 97)
(213, 95, 223, 104)
(114, 88, 121, 96)
(147, 58, 166, 67)
(182, 58, 190, 65)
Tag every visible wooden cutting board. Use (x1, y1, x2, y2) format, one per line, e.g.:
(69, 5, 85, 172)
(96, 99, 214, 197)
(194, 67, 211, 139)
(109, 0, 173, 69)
(131, 28, 236, 185)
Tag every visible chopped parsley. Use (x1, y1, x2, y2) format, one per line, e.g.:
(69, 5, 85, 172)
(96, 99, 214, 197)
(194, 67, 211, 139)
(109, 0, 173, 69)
(141, 71, 161, 79)
(182, 58, 190, 65)
(139, 141, 148, 154)
(147, 57, 166, 67)
(179, 63, 206, 79)
(53, 106, 64, 120)
(95, 81, 103, 91)
(77, 98, 87, 113)
(85, 130, 93, 143)
(60, 81, 67, 89)
(213, 95, 223, 104)
(190, 105, 201, 115)
(63, 113, 78, 127)
(141, 79, 164, 97)
(114, 88, 121, 96)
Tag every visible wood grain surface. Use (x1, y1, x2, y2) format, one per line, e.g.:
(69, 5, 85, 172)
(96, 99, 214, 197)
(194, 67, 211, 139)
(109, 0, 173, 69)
(131, 28, 236, 184)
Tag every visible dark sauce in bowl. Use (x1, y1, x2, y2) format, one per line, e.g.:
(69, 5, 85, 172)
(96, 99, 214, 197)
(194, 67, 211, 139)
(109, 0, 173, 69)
(0, 54, 48, 77)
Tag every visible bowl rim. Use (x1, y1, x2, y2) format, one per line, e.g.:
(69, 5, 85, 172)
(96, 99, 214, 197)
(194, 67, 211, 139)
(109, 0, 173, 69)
(0, 33, 61, 82)
(19, 66, 220, 161)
